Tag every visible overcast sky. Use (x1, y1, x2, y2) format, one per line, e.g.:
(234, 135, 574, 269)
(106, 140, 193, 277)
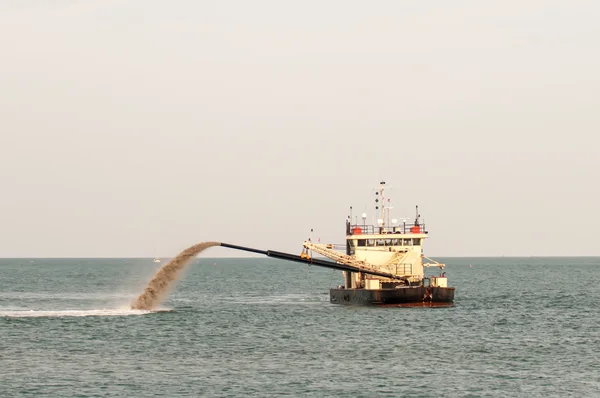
(1, 1, 598, 257)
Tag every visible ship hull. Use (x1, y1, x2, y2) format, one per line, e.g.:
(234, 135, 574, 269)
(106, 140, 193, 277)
(330, 286, 454, 306)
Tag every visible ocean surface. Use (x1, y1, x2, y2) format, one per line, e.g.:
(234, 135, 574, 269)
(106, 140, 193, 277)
(1, 256, 599, 397)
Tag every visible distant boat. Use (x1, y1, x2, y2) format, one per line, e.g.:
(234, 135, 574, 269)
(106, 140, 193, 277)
(153, 257, 161, 263)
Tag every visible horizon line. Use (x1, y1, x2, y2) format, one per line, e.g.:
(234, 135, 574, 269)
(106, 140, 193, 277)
(1, 255, 600, 259)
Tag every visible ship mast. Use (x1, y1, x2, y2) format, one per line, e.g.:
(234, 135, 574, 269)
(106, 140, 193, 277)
(381, 182, 385, 229)
(375, 181, 387, 231)
(414, 205, 420, 226)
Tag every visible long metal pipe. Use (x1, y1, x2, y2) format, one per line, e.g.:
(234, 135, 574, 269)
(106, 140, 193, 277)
(219, 242, 404, 280)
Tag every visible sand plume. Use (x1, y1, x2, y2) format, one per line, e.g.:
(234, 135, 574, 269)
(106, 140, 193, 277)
(131, 241, 220, 310)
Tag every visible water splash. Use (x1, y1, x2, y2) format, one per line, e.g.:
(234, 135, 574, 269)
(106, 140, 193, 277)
(131, 241, 220, 310)
(0, 309, 159, 318)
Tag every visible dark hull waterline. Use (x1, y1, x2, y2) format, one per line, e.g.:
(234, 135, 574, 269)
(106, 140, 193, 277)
(330, 286, 455, 306)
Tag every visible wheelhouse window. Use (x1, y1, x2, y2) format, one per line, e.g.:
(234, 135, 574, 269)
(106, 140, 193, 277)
(352, 239, 371, 247)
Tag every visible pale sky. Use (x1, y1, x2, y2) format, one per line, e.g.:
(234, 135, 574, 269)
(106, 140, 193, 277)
(1, 1, 598, 257)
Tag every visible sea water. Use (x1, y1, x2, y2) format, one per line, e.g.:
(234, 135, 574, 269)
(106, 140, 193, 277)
(1, 257, 599, 397)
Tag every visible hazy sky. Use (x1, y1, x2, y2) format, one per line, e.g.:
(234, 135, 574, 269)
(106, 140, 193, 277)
(1, 1, 598, 257)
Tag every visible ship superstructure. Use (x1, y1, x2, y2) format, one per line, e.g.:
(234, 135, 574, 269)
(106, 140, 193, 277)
(301, 181, 454, 305)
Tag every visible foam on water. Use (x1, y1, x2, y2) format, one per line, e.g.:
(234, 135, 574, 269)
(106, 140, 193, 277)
(0, 308, 167, 318)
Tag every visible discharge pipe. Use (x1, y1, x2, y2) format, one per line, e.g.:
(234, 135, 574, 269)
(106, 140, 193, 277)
(219, 243, 405, 281)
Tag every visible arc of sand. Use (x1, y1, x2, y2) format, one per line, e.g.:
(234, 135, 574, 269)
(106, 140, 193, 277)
(131, 241, 220, 310)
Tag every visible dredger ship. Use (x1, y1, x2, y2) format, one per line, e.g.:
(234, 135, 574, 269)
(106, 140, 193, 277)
(221, 181, 454, 306)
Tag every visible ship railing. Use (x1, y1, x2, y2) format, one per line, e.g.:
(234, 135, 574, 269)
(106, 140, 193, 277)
(348, 223, 427, 235)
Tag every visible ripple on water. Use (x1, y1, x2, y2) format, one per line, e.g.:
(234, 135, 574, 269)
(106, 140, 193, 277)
(1, 257, 600, 397)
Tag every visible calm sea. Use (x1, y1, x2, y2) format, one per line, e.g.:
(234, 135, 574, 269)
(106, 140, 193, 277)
(1, 257, 599, 397)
